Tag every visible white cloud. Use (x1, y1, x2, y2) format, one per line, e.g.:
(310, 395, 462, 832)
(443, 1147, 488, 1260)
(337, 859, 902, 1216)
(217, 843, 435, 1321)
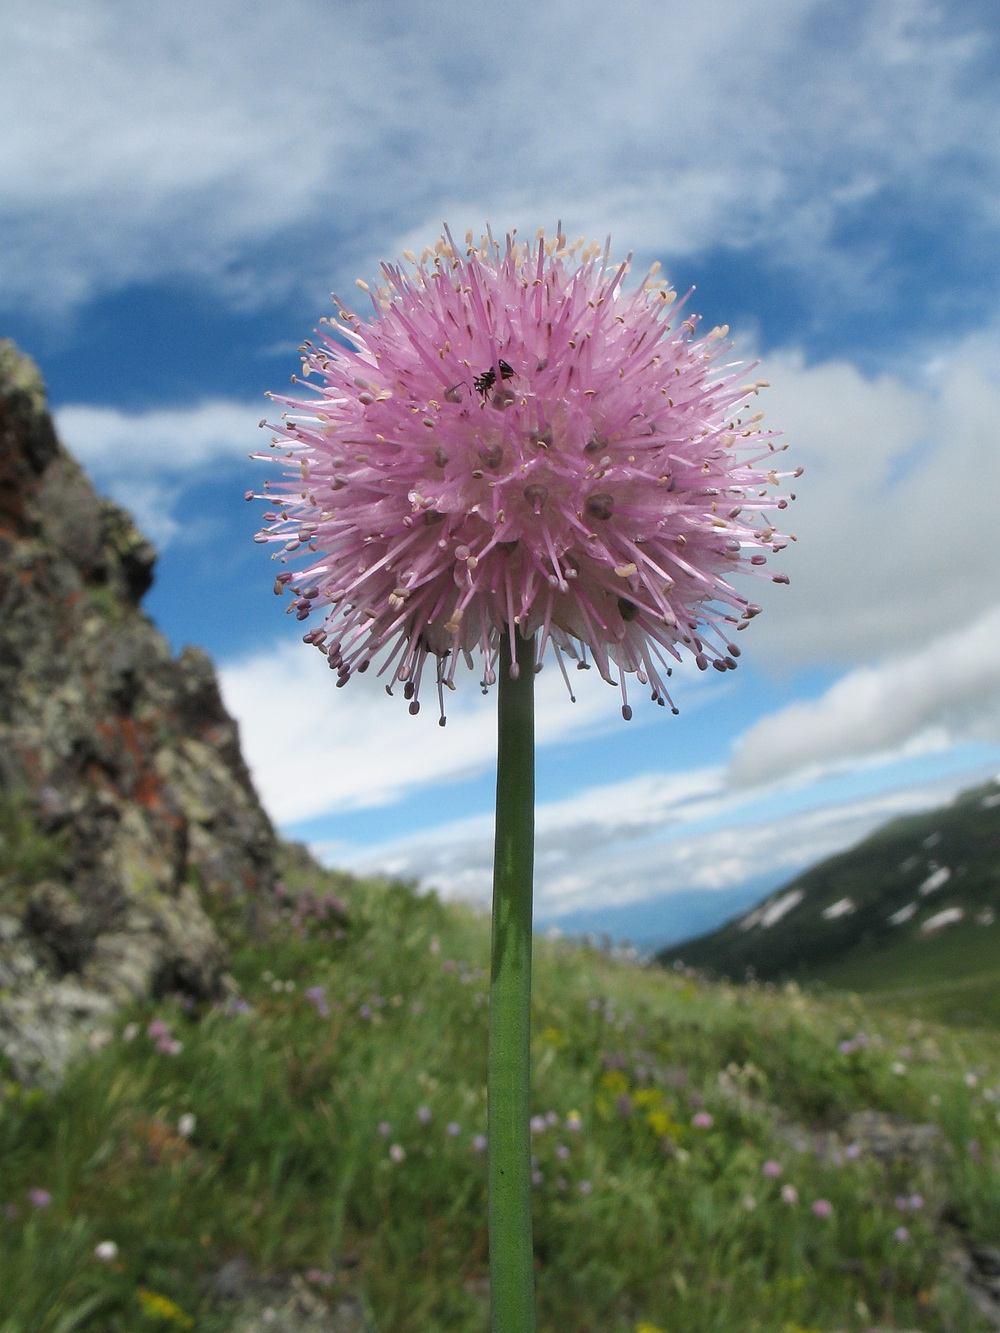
(1, 1, 381, 308)
(2, 0, 998, 311)
(53, 399, 263, 543)
(219, 639, 498, 821)
(730, 604, 1000, 786)
(741, 328, 1000, 664)
(55, 399, 261, 469)
(333, 761, 975, 917)
(218, 635, 655, 824)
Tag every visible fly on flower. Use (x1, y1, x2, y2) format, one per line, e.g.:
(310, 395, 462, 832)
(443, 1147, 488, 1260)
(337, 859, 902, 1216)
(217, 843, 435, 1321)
(473, 358, 516, 399)
(251, 226, 796, 723)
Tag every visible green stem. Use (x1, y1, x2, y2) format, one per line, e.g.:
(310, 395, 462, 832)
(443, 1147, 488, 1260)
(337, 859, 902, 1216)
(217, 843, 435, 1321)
(488, 630, 537, 1333)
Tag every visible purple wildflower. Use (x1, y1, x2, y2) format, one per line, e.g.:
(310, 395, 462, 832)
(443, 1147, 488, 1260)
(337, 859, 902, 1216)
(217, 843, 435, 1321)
(28, 1189, 52, 1208)
(417, 1105, 432, 1125)
(762, 1159, 782, 1177)
(304, 986, 329, 1018)
(838, 1031, 868, 1055)
(692, 1111, 714, 1129)
(811, 1198, 833, 1218)
(896, 1193, 924, 1211)
(472, 1133, 488, 1154)
(253, 227, 794, 722)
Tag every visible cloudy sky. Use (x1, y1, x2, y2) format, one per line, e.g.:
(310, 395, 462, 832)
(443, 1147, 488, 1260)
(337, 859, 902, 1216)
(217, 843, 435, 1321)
(5, 0, 1000, 950)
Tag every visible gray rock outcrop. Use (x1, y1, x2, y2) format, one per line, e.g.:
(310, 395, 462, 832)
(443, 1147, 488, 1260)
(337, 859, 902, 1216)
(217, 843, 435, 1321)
(0, 339, 279, 1083)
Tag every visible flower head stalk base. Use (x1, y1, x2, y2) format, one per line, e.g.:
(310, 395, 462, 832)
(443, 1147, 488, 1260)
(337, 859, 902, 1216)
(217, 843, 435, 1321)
(252, 226, 795, 720)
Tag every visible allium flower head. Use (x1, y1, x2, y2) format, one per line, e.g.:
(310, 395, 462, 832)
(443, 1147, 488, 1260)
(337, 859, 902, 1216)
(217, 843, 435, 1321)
(253, 226, 795, 720)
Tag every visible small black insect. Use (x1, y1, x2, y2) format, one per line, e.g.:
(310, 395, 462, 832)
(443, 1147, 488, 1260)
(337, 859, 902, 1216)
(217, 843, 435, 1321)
(473, 358, 514, 398)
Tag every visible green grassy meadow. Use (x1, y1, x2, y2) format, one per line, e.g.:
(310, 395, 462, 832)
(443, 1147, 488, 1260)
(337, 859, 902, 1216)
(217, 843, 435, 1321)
(3, 852, 1000, 1332)
(803, 924, 1000, 1030)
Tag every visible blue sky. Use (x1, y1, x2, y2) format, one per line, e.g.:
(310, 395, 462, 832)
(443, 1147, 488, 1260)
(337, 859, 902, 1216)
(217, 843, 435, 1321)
(4, 0, 1000, 950)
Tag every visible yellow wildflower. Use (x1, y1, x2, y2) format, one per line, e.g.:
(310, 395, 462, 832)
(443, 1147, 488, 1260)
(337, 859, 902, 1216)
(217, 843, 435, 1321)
(646, 1109, 676, 1137)
(599, 1069, 629, 1094)
(137, 1287, 195, 1328)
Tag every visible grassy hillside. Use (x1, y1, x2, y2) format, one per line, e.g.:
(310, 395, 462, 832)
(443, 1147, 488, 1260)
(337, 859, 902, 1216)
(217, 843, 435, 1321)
(656, 779, 1000, 1025)
(3, 849, 1000, 1331)
(806, 921, 1000, 1029)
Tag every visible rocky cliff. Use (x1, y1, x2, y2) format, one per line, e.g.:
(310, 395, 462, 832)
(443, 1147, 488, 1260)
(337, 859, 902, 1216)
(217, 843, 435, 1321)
(0, 339, 280, 1083)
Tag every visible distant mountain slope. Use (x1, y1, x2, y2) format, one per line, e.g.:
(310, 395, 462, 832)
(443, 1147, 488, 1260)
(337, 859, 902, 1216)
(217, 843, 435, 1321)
(656, 778, 1000, 1002)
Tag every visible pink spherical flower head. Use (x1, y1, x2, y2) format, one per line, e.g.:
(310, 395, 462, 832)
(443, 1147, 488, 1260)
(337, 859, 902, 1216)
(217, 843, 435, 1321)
(252, 227, 796, 721)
